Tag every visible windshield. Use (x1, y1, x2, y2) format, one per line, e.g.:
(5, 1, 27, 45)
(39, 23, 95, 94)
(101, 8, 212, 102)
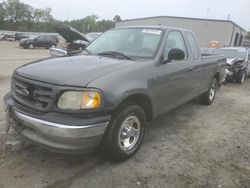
(86, 28, 163, 59)
(219, 49, 246, 59)
(29, 36, 38, 39)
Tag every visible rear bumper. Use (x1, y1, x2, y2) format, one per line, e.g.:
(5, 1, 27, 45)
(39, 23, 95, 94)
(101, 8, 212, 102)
(4, 93, 110, 154)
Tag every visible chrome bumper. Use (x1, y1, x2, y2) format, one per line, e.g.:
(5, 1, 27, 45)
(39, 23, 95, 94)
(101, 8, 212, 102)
(14, 111, 109, 139)
(4, 92, 110, 154)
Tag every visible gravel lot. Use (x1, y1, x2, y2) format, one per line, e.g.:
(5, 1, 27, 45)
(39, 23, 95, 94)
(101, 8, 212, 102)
(0, 41, 250, 188)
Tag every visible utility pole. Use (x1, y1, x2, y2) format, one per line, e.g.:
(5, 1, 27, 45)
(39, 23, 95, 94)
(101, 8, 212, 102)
(227, 14, 230, 20)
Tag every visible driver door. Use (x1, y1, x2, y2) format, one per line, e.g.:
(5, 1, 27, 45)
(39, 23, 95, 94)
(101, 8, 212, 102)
(154, 30, 196, 115)
(35, 36, 45, 47)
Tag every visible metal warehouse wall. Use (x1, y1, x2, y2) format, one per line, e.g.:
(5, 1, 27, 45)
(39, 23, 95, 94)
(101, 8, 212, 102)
(116, 17, 246, 47)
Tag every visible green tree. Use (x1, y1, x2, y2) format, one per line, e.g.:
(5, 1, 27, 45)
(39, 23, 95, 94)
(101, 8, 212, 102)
(0, 3, 6, 28)
(113, 15, 122, 23)
(97, 19, 114, 32)
(0, 0, 116, 33)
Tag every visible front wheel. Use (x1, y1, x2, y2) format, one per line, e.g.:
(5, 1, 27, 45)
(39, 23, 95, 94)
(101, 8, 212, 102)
(199, 78, 217, 105)
(29, 44, 34, 49)
(237, 71, 246, 84)
(102, 105, 146, 161)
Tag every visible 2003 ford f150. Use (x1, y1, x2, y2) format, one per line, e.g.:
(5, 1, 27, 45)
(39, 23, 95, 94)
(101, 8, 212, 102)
(4, 26, 226, 161)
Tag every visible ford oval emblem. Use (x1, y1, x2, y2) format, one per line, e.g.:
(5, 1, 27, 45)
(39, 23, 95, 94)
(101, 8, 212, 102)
(21, 88, 30, 97)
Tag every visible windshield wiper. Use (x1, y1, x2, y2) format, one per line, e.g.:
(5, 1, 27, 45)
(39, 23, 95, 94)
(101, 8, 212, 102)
(97, 51, 133, 60)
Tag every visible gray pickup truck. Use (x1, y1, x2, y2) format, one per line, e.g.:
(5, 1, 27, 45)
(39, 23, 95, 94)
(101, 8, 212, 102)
(4, 26, 226, 161)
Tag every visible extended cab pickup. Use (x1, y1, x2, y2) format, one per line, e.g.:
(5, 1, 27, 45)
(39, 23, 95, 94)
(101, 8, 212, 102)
(4, 26, 226, 161)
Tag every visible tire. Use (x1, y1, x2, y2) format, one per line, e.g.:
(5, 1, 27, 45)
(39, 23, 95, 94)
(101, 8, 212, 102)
(199, 78, 217, 105)
(237, 71, 246, 84)
(102, 104, 146, 161)
(29, 44, 34, 49)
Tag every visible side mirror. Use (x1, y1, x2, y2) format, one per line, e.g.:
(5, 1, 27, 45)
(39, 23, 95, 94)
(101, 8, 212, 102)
(162, 48, 185, 64)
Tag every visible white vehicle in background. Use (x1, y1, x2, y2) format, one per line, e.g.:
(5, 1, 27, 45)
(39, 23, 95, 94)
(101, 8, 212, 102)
(219, 47, 250, 84)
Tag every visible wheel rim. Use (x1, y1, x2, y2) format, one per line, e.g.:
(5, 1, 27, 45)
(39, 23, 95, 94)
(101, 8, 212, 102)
(209, 84, 215, 101)
(29, 44, 34, 49)
(118, 116, 141, 151)
(241, 72, 245, 83)
(51, 45, 55, 48)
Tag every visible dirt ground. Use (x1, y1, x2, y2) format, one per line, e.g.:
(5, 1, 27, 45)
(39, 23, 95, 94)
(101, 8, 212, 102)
(0, 41, 249, 188)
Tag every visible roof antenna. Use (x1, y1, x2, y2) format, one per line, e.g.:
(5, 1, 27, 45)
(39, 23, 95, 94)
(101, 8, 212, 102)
(227, 14, 230, 21)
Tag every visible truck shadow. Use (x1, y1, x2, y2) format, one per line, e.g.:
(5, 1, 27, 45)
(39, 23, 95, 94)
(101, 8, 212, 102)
(0, 100, 201, 187)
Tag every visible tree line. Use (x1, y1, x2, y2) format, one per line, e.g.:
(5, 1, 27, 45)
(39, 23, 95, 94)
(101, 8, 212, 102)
(0, 0, 122, 33)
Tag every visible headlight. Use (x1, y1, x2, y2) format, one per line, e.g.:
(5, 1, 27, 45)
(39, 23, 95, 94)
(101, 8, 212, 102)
(57, 91, 102, 110)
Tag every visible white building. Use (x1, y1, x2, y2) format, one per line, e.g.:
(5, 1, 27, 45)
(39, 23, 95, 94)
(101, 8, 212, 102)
(115, 16, 246, 47)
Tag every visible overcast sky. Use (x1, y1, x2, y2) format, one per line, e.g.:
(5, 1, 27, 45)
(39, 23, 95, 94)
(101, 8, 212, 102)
(10, 0, 250, 30)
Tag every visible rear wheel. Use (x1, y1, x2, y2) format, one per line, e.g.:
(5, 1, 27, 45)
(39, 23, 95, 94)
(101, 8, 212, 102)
(103, 104, 146, 161)
(199, 78, 217, 105)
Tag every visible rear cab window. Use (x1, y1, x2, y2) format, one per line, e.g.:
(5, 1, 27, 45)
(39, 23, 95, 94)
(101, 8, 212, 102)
(186, 32, 200, 59)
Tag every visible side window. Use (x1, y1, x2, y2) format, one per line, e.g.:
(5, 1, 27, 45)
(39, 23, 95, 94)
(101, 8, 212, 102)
(248, 51, 250, 61)
(164, 31, 187, 59)
(36, 36, 44, 41)
(186, 32, 200, 59)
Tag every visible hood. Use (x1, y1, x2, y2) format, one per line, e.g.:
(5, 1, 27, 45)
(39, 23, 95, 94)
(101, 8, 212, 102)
(20, 38, 29, 43)
(15, 55, 134, 87)
(226, 58, 244, 66)
(226, 58, 237, 65)
(55, 24, 90, 43)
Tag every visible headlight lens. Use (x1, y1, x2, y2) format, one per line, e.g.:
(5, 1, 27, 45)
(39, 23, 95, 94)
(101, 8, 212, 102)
(57, 91, 102, 110)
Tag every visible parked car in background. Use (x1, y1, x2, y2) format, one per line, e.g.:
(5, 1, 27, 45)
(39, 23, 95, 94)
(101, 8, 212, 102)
(219, 47, 250, 84)
(50, 24, 91, 57)
(0, 34, 14, 41)
(4, 26, 226, 161)
(19, 35, 58, 49)
(14, 33, 29, 41)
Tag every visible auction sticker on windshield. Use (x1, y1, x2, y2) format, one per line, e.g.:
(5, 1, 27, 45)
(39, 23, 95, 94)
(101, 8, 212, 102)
(142, 29, 161, 35)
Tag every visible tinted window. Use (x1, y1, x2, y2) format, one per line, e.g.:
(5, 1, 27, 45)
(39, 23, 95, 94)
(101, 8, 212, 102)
(164, 31, 187, 59)
(36, 36, 44, 41)
(186, 32, 200, 59)
(45, 36, 54, 41)
(234, 33, 239, 46)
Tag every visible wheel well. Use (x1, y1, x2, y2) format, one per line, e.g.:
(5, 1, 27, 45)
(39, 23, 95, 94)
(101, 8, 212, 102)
(115, 94, 153, 122)
(214, 72, 220, 84)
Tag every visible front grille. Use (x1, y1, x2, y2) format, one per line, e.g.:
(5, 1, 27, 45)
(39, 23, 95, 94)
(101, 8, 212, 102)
(12, 76, 54, 111)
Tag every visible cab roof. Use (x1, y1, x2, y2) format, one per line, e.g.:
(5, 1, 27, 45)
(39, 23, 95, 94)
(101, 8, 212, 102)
(115, 25, 193, 33)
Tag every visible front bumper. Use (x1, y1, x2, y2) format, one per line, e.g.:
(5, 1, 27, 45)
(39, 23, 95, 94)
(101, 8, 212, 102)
(225, 67, 245, 81)
(4, 93, 110, 154)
